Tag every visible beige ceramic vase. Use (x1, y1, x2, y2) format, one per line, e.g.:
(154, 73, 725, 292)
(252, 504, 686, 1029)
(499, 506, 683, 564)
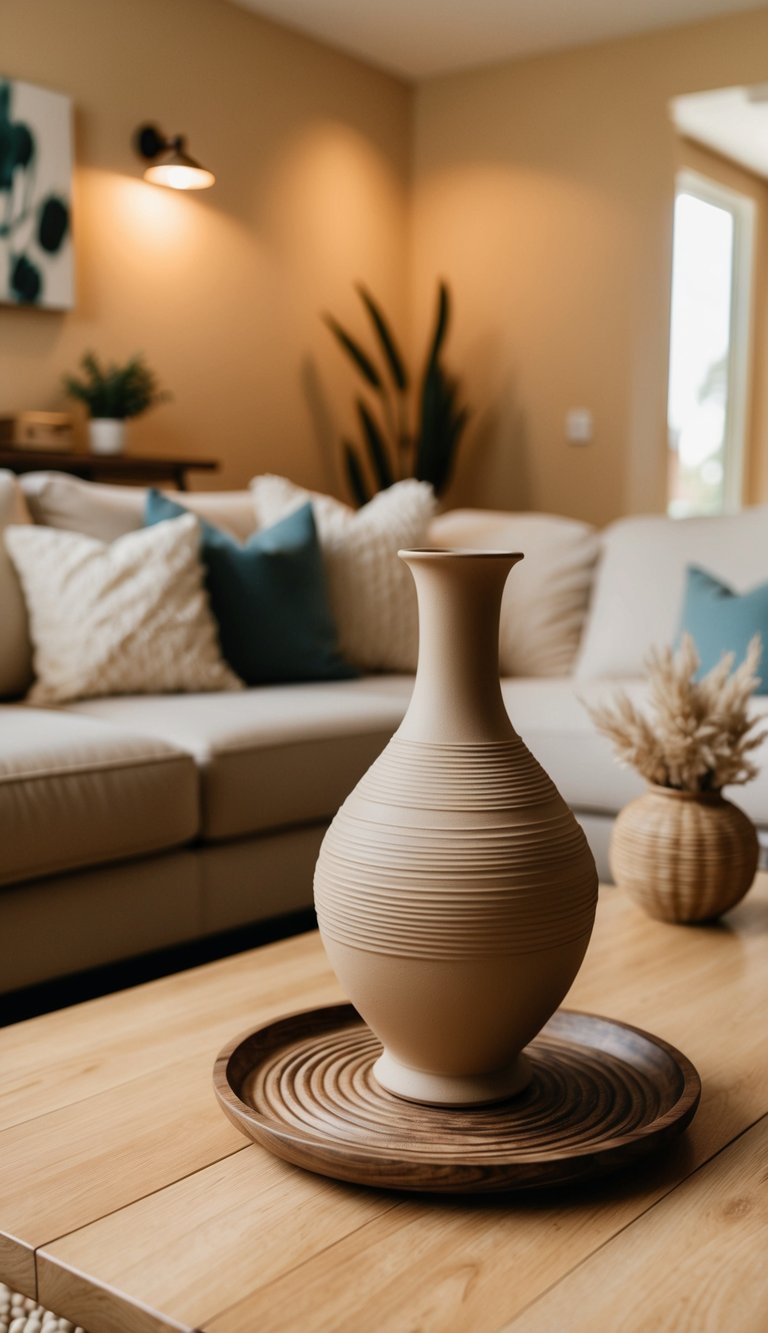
(610, 785, 758, 923)
(314, 549, 598, 1107)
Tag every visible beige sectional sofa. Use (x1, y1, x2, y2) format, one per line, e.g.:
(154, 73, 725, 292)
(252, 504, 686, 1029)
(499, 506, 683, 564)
(3, 470, 768, 995)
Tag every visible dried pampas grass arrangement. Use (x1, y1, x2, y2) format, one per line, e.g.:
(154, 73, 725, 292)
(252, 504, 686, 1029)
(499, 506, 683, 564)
(585, 633, 766, 793)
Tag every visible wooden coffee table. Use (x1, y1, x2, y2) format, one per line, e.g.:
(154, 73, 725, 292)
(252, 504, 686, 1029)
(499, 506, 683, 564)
(1, 879, 766, 1332)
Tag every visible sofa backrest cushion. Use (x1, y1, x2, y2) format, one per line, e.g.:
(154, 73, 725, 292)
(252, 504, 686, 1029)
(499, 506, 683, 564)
(575, 506, 768, 679)
(20, 472, 257, 542)
(0, 470, 33, 698)
(429, 509, 599, 677)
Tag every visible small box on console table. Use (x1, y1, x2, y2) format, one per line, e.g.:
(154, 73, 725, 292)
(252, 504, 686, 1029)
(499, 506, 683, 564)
(0, 411, 73, 451)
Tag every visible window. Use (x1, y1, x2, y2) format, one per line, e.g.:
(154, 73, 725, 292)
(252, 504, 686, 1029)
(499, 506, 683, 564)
(666, 171, 755, 517)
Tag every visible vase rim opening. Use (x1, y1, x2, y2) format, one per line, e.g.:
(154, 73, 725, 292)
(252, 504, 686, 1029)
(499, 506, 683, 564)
(398, 547, 525, 562)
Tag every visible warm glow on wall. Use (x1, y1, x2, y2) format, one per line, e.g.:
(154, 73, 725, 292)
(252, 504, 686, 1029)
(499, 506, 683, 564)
(268, 121, 405, 288)
(98, 172, 199, 252)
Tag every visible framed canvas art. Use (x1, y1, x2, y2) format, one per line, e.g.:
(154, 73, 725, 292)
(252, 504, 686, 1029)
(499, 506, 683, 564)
(0, 76, 74, 309)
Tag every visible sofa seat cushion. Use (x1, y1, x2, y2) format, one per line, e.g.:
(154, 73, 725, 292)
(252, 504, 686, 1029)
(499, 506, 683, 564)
(64, 678, 415, 841)
(0, 707, 199, 886)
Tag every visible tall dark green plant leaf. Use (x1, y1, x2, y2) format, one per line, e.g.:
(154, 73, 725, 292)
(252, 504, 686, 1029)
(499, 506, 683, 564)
(356, 285, 408, 392)
(415, 363, 443, 491)
(357, 399, 394, 490)
(413, 284, 453, 492)
(343, 441, 371, 507)
(433, 403, 469, 494)
(423, 282, 450, 382)
(323, 315, 382, 390)
(325, 279, 469, 506)
(415, 363, 469, 496)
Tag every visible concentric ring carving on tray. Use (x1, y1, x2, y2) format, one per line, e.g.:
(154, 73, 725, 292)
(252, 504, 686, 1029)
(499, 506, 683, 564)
(213, 1003, 701, 1192)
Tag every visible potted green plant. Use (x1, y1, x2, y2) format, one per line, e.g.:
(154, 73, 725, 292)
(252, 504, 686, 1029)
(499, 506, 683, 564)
(324, 281, 470, 505)
(63, 351, 170, 455)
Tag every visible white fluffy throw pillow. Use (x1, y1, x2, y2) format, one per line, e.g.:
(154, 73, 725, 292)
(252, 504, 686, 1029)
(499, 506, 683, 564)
(5, 514, 242, 704)
(250, 476, 436, 672)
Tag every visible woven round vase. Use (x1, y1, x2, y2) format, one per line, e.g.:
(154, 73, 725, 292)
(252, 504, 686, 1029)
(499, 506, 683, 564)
(610, 785, 759, 923)
(314, 549, 598, 1107)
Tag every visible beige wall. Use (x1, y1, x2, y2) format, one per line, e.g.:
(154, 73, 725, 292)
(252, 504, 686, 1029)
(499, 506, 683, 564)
(0, 0, 411, 492)
(412, 8, 768, 525)
(7, 3, 768, 520)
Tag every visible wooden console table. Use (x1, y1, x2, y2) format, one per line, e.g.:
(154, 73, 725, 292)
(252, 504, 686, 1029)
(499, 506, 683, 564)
(0, 879, 766, 1331)
(0, 448, 218, 491)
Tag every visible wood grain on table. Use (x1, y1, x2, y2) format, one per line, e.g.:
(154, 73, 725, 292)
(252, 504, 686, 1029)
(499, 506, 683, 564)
(501, 1114, 768, 1333)
(1, 878, 767, 1333)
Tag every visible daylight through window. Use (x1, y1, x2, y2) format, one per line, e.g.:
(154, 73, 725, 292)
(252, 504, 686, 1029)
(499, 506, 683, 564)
(667, 172, 755, 517)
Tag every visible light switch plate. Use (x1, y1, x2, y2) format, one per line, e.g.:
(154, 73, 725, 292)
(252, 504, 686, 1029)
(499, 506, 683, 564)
(566, 408, 593, 444)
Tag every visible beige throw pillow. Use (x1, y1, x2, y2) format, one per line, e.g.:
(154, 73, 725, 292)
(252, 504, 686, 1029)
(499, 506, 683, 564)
(250, 476, 436, 672)
(0, 471, 33, 698)
(5, 514, 242, 704)
(429, 509, 600, 677)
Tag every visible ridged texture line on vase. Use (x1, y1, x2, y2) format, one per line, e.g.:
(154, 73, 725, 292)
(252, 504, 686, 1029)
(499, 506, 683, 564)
(353, 738, 557, 810)
(315, 738, 597, 958)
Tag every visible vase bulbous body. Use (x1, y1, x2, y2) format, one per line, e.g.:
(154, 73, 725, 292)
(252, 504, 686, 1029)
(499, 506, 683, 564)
(314, 549, 598, 1106)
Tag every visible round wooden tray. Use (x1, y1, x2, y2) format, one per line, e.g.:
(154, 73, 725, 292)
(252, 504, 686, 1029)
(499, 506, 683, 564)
(213, 1004, 700, 1193)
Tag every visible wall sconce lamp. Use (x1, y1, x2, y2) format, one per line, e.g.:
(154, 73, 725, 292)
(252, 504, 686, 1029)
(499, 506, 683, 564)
(133, 124, 215, 190)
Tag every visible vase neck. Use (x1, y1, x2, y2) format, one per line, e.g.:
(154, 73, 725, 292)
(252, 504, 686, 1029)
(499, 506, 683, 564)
(397, 549, 522, 744)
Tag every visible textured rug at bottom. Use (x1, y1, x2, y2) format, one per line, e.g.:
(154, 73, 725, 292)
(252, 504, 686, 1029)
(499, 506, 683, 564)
(0, 1284, 85, 1333)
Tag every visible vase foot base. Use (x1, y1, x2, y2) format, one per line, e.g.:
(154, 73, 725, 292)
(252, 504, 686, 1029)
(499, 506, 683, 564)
(372, 1049, 533, 1107)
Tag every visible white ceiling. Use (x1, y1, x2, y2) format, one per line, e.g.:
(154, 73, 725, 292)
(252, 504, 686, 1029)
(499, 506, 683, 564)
(230, 0, 768, 80)
(672, 84, 768, 180)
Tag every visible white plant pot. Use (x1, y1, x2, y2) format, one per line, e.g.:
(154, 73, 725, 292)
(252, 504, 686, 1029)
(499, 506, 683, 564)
(88, 418, 126, 455)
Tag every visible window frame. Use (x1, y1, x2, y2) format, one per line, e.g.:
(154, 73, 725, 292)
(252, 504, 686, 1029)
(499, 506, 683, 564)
(668, 169, 756, 515)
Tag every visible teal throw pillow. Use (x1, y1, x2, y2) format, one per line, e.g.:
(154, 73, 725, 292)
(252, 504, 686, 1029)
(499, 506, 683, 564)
(678, 564, 768, 692)
(144, 490, 356, 685)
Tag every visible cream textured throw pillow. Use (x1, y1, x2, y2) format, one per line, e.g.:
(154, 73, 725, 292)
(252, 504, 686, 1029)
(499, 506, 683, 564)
(5, 514, 242, 704)
(250, 476, 436, 672)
